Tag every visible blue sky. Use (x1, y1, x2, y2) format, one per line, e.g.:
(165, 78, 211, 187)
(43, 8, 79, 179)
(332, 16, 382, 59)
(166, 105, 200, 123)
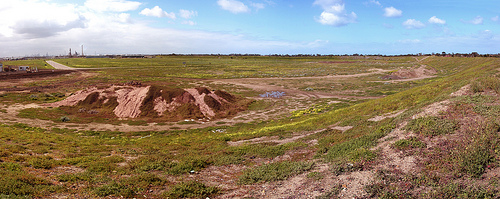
(0, 0, 499, 57)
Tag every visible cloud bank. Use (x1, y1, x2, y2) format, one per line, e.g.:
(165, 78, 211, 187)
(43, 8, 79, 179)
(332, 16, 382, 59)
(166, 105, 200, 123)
(313, 0, 357, 26)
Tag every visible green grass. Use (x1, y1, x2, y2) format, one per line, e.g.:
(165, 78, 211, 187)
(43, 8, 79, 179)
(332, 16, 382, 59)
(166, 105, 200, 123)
(405, 116, 458, 136)
(238, 161, 314, 184)
(392, 137, 426, 150)
(3, 59, 55, 69)
(163, 181, 220, 198)
(1, 56, 500, 197)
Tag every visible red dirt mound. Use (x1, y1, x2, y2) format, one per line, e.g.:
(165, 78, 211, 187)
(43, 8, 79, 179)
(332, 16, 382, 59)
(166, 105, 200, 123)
(44, 86, 253, 121)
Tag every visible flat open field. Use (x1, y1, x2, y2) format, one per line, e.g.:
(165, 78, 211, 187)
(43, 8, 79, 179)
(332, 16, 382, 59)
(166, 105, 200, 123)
(1, 55, 500, 198)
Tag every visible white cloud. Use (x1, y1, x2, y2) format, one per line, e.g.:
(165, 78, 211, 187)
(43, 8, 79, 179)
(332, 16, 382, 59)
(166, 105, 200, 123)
(383, 7, 402, 17)
(0, 0, 325, 57)
(217, 0, 250, 14)
(403, 19, 425, 29)
(182, 21, 196, 26)
(492, 16, 499, 22)
(398, 39, 421, 44)
(313, 0, 357, 27)
(364, 0, 381, 7)
(428, 16, 446, 24)
(0, 0, 85, 38)
(116, 13, 132, 23)
(84, 0, 141, 12)
(251, 2, 265, 10)
(179, 9, 197, 19)
(140, 6, 176, 19)
(462, 16, 483, 25)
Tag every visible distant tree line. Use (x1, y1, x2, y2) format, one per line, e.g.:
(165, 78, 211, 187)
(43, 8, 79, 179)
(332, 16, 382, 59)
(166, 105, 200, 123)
(3, 52, 500, 61)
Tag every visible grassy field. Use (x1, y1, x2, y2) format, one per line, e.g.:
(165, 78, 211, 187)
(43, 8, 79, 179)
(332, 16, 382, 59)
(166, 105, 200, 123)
(2, 59, 55, 70)
(0, 56, 499, 198)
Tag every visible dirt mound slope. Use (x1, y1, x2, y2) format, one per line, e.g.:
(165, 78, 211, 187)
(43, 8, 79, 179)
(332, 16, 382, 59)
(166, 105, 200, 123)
(45, 85, 252, 121)
(382, 65, 437, 80)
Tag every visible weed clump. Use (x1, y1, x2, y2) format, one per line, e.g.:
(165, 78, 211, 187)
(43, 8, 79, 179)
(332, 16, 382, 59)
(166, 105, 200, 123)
(405, 116, 458, 136)
(238, 161, 314, 184)
(392, 137, 426, 150)
(471, 76, 500, 94)
(164, 181, 220, 198)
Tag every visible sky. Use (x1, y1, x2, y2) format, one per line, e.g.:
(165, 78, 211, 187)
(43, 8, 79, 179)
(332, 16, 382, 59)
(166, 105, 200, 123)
(0, 0, 499, 57)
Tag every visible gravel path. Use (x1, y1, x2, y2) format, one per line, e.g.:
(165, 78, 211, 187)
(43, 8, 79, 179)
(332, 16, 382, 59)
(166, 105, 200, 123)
(46, 60, 81, 70)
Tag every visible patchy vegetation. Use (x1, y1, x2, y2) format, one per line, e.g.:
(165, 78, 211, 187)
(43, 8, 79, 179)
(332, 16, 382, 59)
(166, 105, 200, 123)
(1, 56, 500, 198)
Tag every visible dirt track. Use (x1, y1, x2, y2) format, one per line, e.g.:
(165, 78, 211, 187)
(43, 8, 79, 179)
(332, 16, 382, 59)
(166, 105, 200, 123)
(46, 60, 81, 70)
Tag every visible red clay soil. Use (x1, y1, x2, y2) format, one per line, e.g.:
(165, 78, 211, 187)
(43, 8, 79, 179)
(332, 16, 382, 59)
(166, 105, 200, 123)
(44, 85, 252, 121)
(0, 70, 74, 80)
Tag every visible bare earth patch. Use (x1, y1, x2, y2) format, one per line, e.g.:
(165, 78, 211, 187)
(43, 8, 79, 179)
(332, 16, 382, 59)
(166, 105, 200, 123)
(368, 109, 406, 122)
(412, 100, 450, 119)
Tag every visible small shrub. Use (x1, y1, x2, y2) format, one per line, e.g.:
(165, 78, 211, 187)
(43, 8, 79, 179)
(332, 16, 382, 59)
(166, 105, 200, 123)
(0, 170, 56, 196)
(28, 156, 56, 169)
(122, 173, 167, 188)
(405, 116, 457, 136)
(167, 158, 211, 175)
(128, 155, 173, 171)
(60, 116, 70, 122)
(238, 161, 314, 184)
(85, 161, 116, 173)
(56, 173, 81, 182)
(392, 137, 426, 150)
(460, 135, 496, 178)
(94, 182, 135, 198)
(317, 184, 342, 199)
(331, 161, 370, 176)
(306, 171, 324, 180)
(0, 162, 23, 171)
(29, 94, 38, 100)
(428, 183, 496, 198)
(471, 76, 500, 94)
(324, 123, 394, 161)
(164, 181, 220, 199)
(212, 154, 245, 166)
